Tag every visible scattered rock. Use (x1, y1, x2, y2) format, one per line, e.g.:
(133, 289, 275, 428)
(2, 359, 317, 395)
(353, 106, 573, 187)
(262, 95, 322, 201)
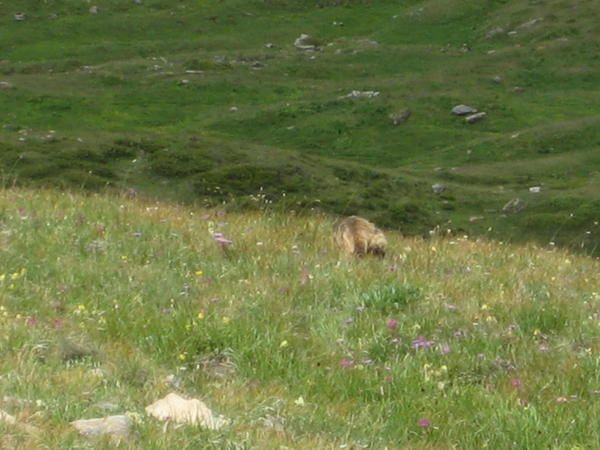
(485, 27, 505, 39)
(342, 90, 380, 99)
(469, 216, 484, 222)
(465, 112, 487, 124)
(264, 43, 275, 49)
(229, 106, 239, 112)
(14, 12, 26, 21)
(432, 183, 446, 194)
(503, 198, 527, 214)
(164, 374, 182, 389)
(145, 393, 228, 429)
(251, 61, 264, 69)
(294, 34, 320, 51)
(134, 0, 143, 4)
(332, 21, 344, 27)
(518, 18, 542, 29)
(0, 81, 14, 90)
(507, 30, 518, 36)
(390, 110, 411, 126)
(89, 6, 99, 14)
(492, 75, 503, 83)
(71, 415, 131, 441)
(452, 104, 477, 116)
(512, 86, 525, 94)
(529, 186, 541, 193)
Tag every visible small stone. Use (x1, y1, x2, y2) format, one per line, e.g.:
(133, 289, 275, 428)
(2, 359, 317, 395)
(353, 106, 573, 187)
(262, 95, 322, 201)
(89, 6, 99, 14)
(529, 186, 541, 193)
(294, 34, 320, 51)
(492, 75, 503, 83)
(485, 27, 505, 39)
(390, 109, 411, 126)
(134, 0, 143, 4)
(71, 415, 131, 440)
(146, 393, 228, 429)
(0, 81, 14, 90)
(432, 183, 446, 194)
(14, 12, 26, 21)
(512, 86, 525, 94)
(518, 18, 542, 29)
(465, 112, 487, 124)
(229, 106, 238, 112)
(342, 90, 380, 99)
(452, 104, 477, 116)
(507, 31, 518, 36)
(503, 198, 527, 214)
(265, 43, 275, 49)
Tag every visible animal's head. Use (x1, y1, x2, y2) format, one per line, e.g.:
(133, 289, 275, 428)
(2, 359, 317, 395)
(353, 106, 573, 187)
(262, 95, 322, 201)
(368, 230, 387, 258)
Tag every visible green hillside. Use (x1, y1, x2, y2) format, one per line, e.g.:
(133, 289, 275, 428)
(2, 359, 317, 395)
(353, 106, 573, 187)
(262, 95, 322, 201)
(1, 0, 599, 253)
(0, 189, 598, 449)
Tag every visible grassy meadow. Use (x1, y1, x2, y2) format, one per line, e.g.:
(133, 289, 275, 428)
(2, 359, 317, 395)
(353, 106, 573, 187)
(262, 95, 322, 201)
(0, 0, 599, 253)
(0, 189, 598, 449)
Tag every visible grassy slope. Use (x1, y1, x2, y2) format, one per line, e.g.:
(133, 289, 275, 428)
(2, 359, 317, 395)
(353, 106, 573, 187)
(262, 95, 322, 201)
(0, 189, 598, 449)
(0, 0, 599, 253)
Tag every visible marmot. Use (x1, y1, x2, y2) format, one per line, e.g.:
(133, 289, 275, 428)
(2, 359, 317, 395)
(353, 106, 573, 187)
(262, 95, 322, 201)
(333, 216, 387, 258)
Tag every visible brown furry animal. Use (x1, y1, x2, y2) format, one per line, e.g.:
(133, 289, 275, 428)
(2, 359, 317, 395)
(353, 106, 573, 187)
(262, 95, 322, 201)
(333, 216, 387, 258)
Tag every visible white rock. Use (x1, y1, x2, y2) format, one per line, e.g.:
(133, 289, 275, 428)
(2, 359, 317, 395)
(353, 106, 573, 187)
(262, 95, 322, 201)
(465, 112, 487, 124)
(342, 90, 380, 99)
(89, 6, 99, 14)
(145, 393, 228, 430)
(432, 183, 446, 194)
(0, 81, 14, 90)
(294, 34, 319, 51)
(14, 12, 26, 21)
(529, 186, 541, 193)
(452, 104, 477, 115)
(71, 415, 131, 439)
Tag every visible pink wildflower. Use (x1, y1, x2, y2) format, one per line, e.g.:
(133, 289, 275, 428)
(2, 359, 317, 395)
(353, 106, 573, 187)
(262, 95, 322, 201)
(417, 417, 431, 429)
(386, 318, 399, 332)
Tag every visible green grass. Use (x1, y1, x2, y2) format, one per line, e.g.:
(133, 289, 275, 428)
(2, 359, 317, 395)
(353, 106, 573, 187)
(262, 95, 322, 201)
(0, 0, 599, 255)
(0, 188, 598, 449)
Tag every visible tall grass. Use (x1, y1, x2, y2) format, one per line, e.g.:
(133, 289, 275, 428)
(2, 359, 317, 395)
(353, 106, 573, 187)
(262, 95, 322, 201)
(0, 189, 598, 449)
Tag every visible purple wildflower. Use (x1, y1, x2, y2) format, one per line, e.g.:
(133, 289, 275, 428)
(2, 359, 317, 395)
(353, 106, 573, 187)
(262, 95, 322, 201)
(412, 336, 433, 350)
(417, 417, 431, 429)
(511, 378, 522, 388)
(439, 344, 451, 355)
(212, 232, 233, 246)
(340, 358, 354, 369)
(386, 318, 399, 332)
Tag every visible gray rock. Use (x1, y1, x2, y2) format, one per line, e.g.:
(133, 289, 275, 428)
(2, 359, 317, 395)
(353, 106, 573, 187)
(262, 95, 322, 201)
(0, 81, 14, 90)
(432, 183, 446, 194)
(71, 415, 131, 440)
(485, 27, 505, 39)
(512, 86, 525, 94)
(492, 75, 503, 83)
(503, 198, 527, 214)
(518, 18, 542, 29)
(342, 90, 379, 99)
(294, 34, 320, 51)
(14, 12, 26, 21)
(452, 104, 477, 116)
(529, 186, 541, 193)
(507, 30, 518, 36)
(465, 112, 487, 124)
(390, 110, 411, 126)
(89, 6, 99, 14)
